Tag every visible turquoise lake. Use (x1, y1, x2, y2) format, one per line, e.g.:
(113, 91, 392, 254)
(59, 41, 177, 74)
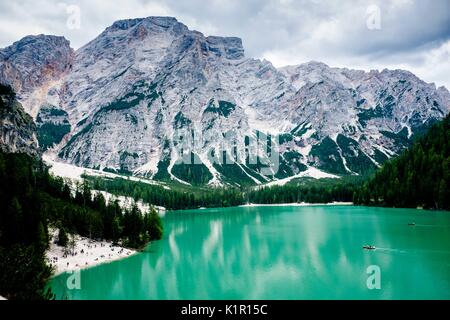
(49, 205, 450, 299)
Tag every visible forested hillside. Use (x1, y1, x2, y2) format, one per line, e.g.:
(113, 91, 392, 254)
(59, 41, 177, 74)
(247, 178, 360, 204)
(87, 175, 245, 210)
(0, 152, 162, 300)
(87, 175, 362, 209)
(354, 114, 449, 210)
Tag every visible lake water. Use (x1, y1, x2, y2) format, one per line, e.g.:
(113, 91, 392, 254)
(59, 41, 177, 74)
(49, 205, 450, 299)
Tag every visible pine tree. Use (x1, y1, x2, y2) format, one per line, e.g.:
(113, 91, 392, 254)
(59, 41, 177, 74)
(146, 207, 163, 241)
(438, 179, 448, 210)
(111, 217, 121, 245)
(57, 228, 68, 247)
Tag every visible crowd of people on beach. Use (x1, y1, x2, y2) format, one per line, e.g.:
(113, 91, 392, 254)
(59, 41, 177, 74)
(47, 232, 134, 273)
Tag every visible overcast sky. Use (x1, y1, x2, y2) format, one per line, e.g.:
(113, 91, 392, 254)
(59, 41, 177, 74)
(1, 0, 449, 88)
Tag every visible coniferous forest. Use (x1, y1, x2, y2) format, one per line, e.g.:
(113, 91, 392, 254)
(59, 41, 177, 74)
(247, 178, 360, 204)
(86, 175, 361, 210)
(354, 114, 450, 210)
(0, 152, 163, 300)
(88, 175, 245, 210)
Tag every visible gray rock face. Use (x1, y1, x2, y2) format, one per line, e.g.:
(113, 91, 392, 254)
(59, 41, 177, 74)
(0, 17, 449, 185)
(0, 84, 39, 157)
(0, 35, 74, 117)
(278, 63, 450, 175)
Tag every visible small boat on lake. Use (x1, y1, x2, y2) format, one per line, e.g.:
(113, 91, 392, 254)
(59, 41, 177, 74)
(363, 245, 376, 250)
(408, 222, 416, 226)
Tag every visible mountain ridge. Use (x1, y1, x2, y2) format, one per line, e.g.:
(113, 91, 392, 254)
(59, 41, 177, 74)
(0, 16, 449, 186)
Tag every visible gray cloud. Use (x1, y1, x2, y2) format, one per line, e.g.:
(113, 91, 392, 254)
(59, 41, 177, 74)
(0, 0, 449, 88)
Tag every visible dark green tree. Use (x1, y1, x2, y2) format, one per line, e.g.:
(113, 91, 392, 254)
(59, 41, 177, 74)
(57, 228, 68, 247)
(145, 207, 163, 241)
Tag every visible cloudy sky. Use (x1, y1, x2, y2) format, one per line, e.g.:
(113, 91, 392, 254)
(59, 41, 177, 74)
(1, 0, 449, 88)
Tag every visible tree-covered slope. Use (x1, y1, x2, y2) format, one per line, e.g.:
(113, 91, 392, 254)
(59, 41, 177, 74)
(0, 151, 164, 300)
(354, 114, 450, 210)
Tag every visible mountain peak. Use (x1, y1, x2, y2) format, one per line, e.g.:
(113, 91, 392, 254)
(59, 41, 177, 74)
(0, 34, 73, 104)
(107, 16, 181, 31)
(79, 16, 245, 65)
(206, 36, 244, 60)
(103, 17, 246, 60)
(102, 16, 190, 38)
(301, 61, 330, 68)
(1, 34, 71, 55)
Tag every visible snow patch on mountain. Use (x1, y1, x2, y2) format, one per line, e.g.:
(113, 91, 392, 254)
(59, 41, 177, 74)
(263, 167, 340, 187)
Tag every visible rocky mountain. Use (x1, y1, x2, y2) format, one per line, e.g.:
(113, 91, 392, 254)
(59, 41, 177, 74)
(0, 84, 39, 157)
(0, 17, 449, 186)
(0, 35, 73, 118)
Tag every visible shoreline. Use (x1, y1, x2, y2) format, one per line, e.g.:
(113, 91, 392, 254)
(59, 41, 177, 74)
(169, 202, 354, 213)
(47, 229, 137, 276)
(239, 202, 354, 207)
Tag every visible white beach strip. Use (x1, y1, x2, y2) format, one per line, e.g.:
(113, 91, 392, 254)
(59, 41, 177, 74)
(46, 229, 136, 276)
(240, 202, 353, 207)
